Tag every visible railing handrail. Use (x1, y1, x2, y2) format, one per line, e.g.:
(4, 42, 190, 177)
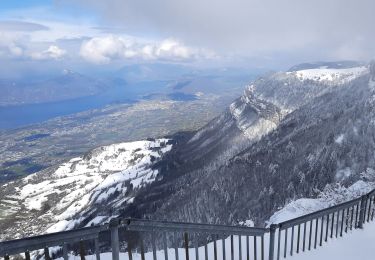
(278, 197, 361, 229)
(124, 218, 267, 235)
(0, 224, 108, 256)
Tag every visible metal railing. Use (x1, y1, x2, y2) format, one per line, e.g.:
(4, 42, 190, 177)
(0, 218, 268, 260)
(268, 189, 375, 260)
(1, 188, 375, 260)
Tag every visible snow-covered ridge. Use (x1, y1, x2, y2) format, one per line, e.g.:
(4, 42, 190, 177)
(229, 86, 280, 140)
(0, 139, 172, 238)
(287, 66, 368, 83)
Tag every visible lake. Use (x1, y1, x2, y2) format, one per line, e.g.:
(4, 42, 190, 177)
(0, 81, 168, 129)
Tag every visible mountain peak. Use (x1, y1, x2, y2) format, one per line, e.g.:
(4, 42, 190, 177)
(287, 61, 364, 72)
(285, 65, 367, 84)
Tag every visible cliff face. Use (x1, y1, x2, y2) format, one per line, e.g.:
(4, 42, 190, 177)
(120, 63, 374, 226)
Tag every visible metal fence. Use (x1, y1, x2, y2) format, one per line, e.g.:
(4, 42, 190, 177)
(268, 190, 375, 260)
(0, 219, 267, 260)
(1, 189, 375, 260)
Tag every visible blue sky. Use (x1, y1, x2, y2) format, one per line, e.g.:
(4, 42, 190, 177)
(1, 0, 51, 9)
(0, 0, 374, 78)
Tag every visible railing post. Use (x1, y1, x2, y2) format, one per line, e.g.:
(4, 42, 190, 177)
(44, 247, 51, 260)
(184, 232, 190, 260)
(25, 251, 31, 260)
(268, 224, 277, 260)
(63, 242, 69, 260)
(79, 240, 86, 260)
(94, 238, 100, 260)
(358, 195, 368, 229)
(110, 218, 120, 260)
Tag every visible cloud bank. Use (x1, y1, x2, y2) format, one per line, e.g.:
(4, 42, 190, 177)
(80, 35, 215, 64)
(74, 0, 375, 62)
(2, 0, 375, 71)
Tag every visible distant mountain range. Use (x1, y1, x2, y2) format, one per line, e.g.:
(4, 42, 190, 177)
(2, 60, 375, 241)
(0, 70, 109, 106)
(0, 63, 260, 106)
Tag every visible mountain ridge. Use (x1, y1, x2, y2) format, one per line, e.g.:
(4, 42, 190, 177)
(1, 61, 374, 241)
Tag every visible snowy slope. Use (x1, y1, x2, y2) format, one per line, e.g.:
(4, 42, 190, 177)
(0, 139, 173, 240)
(268, 178, 375, 225)
(135, 62, 375, 227)
(229, 86, 281, 140)
(287, 66, 368, 84)
(226, 65, 368, 140)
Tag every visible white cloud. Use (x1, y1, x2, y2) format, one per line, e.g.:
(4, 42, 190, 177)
(154, 39, 193, 59)
(0, 28, 67, 61)
(79, 35, 132, 63)
(0, 33, 25, 58)
(80, 35, 216, 64)
(0, 38, 66, 61)
(30, 45, 67, 60)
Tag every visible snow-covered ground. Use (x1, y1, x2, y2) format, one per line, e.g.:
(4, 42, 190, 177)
(289, 220, 375, 260)
(0, 139, 173, 239)
(287, 66, 368, 84)
(268, 178, 375, 225)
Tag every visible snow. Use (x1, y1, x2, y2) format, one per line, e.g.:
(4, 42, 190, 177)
(289, 220, 375, 260)
(84, 216, 108, 227)
(229, 95, 278, 140)
(45, 220, 71, 233)
(287, 66, 368, 83)
(268, 210, 375, 260)
(268, 199, 327, 225)
(2, 138, 172, 237)
(242, 118, 277, 140)
(335, 167, 352, 182)
(268, 179, 375, 225)
(335, 134, 345, 144)
(238, 219, 255, 227)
